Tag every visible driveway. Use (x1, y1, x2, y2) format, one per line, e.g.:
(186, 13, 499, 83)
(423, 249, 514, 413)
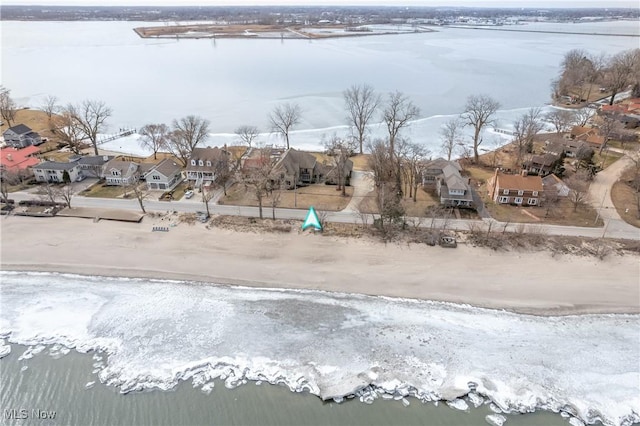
(342, 170, 374, 213)
(587, 153, 640, 238)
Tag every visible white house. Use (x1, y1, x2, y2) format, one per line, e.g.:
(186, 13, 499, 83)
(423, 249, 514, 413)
(33, 161, 83, 183)
(102, 159, 140, 186)
(144, 158, 182, 191)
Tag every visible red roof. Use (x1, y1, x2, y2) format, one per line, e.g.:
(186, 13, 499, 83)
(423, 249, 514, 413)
(0, 146, 40, 171)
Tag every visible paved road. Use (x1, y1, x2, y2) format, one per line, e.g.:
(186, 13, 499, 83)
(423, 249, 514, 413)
(8, 189, 640, 240)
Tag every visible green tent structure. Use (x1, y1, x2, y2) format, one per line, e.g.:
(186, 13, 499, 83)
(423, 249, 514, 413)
(301, 206, 322, 231)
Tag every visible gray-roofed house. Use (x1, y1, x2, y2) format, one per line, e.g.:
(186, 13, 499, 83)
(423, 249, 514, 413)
(69, 155, 115, 178)
(273, 148, 323, 189)
(436, 163, 474, 208)
(542, 174, 570, 198)
(324, 157, 354, 186)
(421, 158, 462, 186)
(523, 152, 561, 176)
(186, 147, 231, 187)
(144, 158, 183, 191)
(102, 159, 140, 186)
(33, 161, 83, 183)
(3, 124, 43, 148)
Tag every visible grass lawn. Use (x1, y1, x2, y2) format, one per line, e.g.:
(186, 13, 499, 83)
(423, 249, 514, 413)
(82, 182, 132, 198)
(0, 109, 57, 140)
(220, 182, 353, 211)
(478, 181, 603, 227)
(400, 186, 440, 217)
(611, 169, 640, 228)
(593, 150, 623, 170)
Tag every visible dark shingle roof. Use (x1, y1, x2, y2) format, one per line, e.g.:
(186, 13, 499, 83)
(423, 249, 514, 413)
(34, 161, 78, 171)
(5, 124, 33, 135)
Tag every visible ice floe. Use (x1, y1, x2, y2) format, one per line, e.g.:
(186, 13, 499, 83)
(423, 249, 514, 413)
(1, 271, 638, 426)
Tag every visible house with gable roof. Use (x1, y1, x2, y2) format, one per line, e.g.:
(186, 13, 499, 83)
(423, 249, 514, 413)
(144, 158, 183, 191)
(186, 147, 231, 188)
(102, 158, 140, 186)
(487, 169, 543, 206)
(3, 124, 43, 148)
(33, 161, 83, 183)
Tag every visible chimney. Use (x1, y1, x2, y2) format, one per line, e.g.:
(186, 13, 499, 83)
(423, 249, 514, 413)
(7, 154, 12, 162)
(103, 155, 109, 161)
(521, 169, 528, 177)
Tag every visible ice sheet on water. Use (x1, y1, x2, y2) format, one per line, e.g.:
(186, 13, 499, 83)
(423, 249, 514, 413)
(1, 271, 639, 426)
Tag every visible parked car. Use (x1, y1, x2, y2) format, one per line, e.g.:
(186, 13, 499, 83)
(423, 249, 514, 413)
(184, 190, 194, 199)
(439, 236, 457, 248)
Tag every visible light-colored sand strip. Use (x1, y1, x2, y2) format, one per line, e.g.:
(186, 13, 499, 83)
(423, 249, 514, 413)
(1, 216, 638, 316)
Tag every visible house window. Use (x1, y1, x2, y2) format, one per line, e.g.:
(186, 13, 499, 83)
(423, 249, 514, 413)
(206, 161, 211, 167)
(112, 170, 119, 176)
(191, 160, 196, 166)
(198, 160, 204, 166)
(153, 175, 160, 180)
(517, 190, 524, 196)
(532, 191, 538, 196)
(502, 189, 509, 195)
(498, 196, 509, 203)
(528, 198, 537, 205)
(514, 197, 523, 204)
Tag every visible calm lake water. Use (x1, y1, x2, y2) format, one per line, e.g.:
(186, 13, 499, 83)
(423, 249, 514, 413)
(1, 20, 639, 152)
(0, 345, 570, 426)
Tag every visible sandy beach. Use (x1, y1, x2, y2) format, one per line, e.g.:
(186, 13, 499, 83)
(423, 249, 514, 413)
(1, 215, 638, 315)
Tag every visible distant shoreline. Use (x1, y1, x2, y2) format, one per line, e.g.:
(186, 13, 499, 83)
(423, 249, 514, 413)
(132, 24, 435, 40)
(446, 25, 640, 38)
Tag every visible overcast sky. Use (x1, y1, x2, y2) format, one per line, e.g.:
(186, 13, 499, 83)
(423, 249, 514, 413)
(3, 0, 639, 8)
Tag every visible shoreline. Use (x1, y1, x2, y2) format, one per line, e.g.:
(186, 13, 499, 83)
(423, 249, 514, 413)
(1, 216, 639, 316)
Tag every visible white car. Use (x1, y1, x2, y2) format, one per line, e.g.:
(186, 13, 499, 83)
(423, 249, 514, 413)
(184, 190, 194, 199)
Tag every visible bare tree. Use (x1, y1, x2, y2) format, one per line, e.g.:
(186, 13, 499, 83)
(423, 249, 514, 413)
(402, 141, 429, 202)
(440, 117, 464, 161)
(343, 84, 381, 154)
(165, 115, 210, 166)
(270, 180, 283, 220)
(213, 151, 234, 196)
(235, 125, 260, 148)
(512, 108, 545, 167)
(381, 91, 420, 156)
(597, 114, 621, 155)
(67, 100, 112, 155)
(58, 185, 74, 208)
(603, 49, 639, 105)
(242, 148, 277, 220)
(573, 108, 595, 127)
(367, 139, 405, 231)
(566, 173, 590, 212)
(52, 111, 86, 154)
(41, 95, 60, 120)
(139, 124, 169, 160)
(324, 135, 357, 196)
(544, 109, 575, 134)
(201, 184, 215, 218)
(0, 86, 17, 128)
(461, 94, 500, 163)
(555, 49, 598, 102)
(131, 178, 147, 213)
(269, 103, 301, 149)
(0, 168, 20, 203)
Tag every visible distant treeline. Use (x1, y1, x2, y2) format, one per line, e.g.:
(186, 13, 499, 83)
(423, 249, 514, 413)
(1, 5, 638, 23)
